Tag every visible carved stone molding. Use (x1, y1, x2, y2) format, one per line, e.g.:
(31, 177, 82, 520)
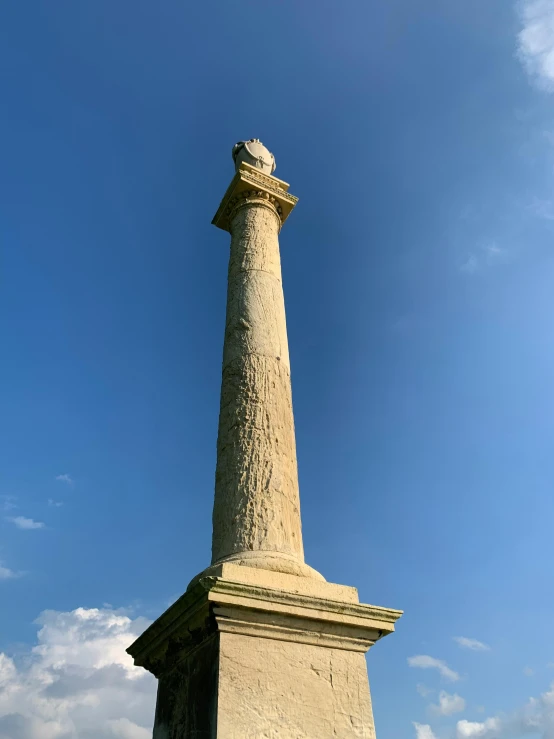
(212, 162, 298, 233)
(226, 189, 282, 229)
(127, 567, 403, 679)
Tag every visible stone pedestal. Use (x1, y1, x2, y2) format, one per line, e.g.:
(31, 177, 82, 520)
(128, 565, 401, 739)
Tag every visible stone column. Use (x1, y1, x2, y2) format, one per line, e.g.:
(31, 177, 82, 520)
(209, 149, 319, 580)
(127, 140, 402, 739)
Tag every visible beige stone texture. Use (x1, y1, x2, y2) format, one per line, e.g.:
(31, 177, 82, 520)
(212, 162, 297, 232)
(218, 633, 375, 738)
(127, 151, 403, 738)
(210, 166, 317, 580)
(127, 573, 401, 738)
(211, 562, 358, 603)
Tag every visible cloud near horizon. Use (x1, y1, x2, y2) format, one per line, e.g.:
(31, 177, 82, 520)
(55, 474, 74, 484)
(410, 680, 554, 739)
(460, 242, 507, 275)
(0, 496, 17, 512)
(456, 717, 501, 738)
(7, 516, 45, 530)
(0, 563, 18, 580)
(0, 606, 156, 738)
(518, 0, 554, 91)
(453, 637, 491, 652)
(413, 723, 438, 739)
(430, 691, 466, 716)
(417, 683, 434, 697)
(408, 655, 460, 682)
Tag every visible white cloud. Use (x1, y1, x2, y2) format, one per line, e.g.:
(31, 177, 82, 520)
(417, 683, 434, 697)
(455, 681, 554, 738)
(55, 474, 74, 485)
(460, 241, 508, 275)
(0, 606, 155, 738)
(7, 516, 45, 530)
(456, 717, 501, 737)
(0, 563, 18, 580)
(518, 0, 554, 91)
(48, 499, 63, 508)
(529, 196, 554, 220)
(453, 637, 491, 652)
(106, 717, 150, 739)
(0, 496, 16, 512)
(460, 254, 479, 274)
(483, 242, 505, 263)
(524, 666, 535, 676)
(408, 655, 460, 682)
(430, 690, 466, 716)
(413, 723, 438, 739)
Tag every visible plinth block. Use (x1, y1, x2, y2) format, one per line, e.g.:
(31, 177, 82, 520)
(127, 565, 402, 738)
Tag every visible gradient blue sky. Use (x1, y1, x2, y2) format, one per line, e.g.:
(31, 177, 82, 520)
(2, 2, 554, 738)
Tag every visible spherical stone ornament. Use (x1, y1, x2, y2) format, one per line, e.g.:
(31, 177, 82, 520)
(232, 138, 276, 175)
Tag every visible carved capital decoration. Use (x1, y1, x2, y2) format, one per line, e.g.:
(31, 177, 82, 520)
(226, 189, 283, 228)
(212, 162, 298, 233)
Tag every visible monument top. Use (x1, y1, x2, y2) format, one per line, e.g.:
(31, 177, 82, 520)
(232, 138, 276, 175)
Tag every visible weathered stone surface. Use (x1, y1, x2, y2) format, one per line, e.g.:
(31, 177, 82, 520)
(128, 572, 401, 739)
(212, 162, 298, 233)
(153, 636, 218, 739)
(218, 634, 376, 739)
(232, 139, 276, 175)
(212, 196, 309, 575)
(212, 563, 358, 602)
(127, 149, 403, 738)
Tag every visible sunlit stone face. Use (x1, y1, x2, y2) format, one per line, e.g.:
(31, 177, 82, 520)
(232, 138, 276, 174)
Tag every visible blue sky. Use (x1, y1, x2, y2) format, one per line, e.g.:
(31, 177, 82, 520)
(1, 1, 554, 737)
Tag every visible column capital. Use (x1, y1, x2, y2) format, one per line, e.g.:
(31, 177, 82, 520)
(212, 161, 298, 232)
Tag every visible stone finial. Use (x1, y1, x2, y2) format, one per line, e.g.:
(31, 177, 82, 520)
(232, 139, 276, 175)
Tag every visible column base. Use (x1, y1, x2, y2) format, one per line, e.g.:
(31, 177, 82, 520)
(188, 551, 325, 590)
(127, 564, 402, 739)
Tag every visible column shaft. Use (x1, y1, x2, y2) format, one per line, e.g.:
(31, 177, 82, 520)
(212, 197, 304, 568)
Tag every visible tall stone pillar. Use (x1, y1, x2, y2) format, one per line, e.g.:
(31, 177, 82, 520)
(208, 141, 321, 581)
(128, 140, 402, 739)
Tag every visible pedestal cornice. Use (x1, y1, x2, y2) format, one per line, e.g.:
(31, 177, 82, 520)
(127, 567, 403, 678)
(212, 161, 298, 232)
